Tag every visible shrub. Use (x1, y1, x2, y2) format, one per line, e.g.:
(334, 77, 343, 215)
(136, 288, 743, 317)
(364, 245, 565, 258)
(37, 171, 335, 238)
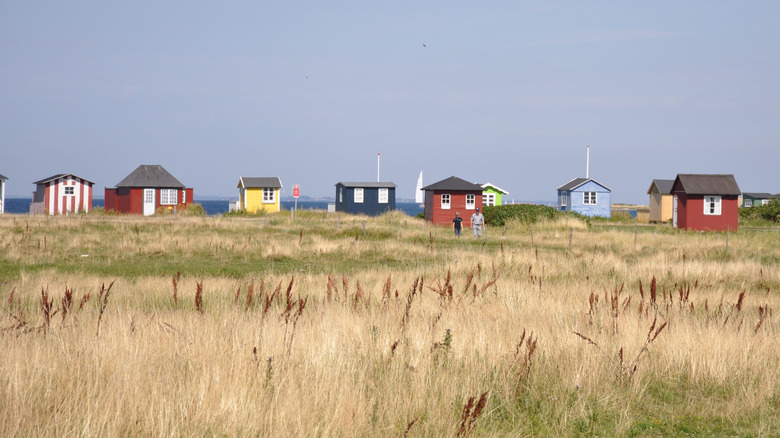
(185, 203, 206, 216)
(739, 199, 780, 223)
(483, 204, 562, 226)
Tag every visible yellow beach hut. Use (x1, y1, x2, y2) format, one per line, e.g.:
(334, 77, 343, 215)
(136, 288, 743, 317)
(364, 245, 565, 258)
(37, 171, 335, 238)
(647, 179, 674, 223)
(237, 177, 283, 213)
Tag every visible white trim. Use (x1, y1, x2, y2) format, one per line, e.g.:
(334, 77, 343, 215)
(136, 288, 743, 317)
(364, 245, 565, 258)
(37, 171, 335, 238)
(72, 179, 80, 213)
(160, 189, 178, 205)
(262, 187, 275, 203)
(83, 183, 91, 213)
(465, 194, 475, 210)
(354, 188, 364, 203)
(583, 191, 597, 205)
(49, 180, 56, 214)
(703, 195, 721, 216)
(441, 193, 451, 210)
(143, 189, 156, 216)
(480, 183, 509, 195)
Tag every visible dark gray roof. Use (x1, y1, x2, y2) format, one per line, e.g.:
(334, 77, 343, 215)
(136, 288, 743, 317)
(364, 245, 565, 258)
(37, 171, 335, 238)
(115, 165, 185, 188)
(238, 177, 283, 189)
(557, 177, 611, 192)
(33, 173, 95, 185)
(742, 192, 774, 199)
(673, 174, 740, 196)
(421, 176, 482, 191)
(0, 173, 7, 180)
(335, 182, 397, 188)
(647, 179, 674, 195)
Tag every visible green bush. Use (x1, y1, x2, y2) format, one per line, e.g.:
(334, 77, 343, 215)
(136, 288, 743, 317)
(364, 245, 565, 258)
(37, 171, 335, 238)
(483, 204, 559, 226)
(740, 199, 780, 223)
(184, 203, 206, 216)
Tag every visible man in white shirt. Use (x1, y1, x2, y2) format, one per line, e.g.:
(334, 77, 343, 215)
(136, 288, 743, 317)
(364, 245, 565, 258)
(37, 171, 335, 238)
(470, 208, 485, 238)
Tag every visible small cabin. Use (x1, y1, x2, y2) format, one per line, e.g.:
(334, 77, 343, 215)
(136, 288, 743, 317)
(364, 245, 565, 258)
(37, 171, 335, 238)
(480, 183, 509, 207)
(671, 174, 740, 232)
(30, 173, 94, 215)
(237, 177, 283, 213)
(647, 179, 674, 223)
(742, 193, 776, 208)
(422, 176, 483, 226)
(334, 182, 397, 216)
(105, 165, 193, 216)
(557, 178, 612, 218)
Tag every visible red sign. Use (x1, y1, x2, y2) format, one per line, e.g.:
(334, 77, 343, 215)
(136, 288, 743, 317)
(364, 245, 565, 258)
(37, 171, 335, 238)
(293, 184, 300, 198)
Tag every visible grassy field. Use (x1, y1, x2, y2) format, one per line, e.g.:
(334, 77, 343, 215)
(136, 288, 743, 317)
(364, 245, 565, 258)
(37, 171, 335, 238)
(1, 211, 779, 436)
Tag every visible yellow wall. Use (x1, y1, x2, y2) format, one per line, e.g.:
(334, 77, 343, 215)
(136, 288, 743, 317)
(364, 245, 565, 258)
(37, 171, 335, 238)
(649, 193, 673, 223)
(243, 188, 280, 213)
(660, 194, 673, 222)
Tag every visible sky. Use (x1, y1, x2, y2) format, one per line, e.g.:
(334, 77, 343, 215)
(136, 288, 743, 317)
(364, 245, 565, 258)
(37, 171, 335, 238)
(2, 1, 779, 203)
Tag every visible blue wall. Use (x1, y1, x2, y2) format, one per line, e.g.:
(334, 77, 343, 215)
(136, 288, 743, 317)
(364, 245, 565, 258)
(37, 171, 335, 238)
(335, 185, 396, 216)
(558, 180, 611, 217)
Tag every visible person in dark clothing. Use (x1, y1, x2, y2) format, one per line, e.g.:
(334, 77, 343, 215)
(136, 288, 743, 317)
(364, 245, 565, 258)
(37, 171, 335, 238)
(452, 212, 463, 237)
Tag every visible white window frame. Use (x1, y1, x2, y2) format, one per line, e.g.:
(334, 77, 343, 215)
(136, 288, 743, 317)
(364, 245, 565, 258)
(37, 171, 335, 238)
(744, 199, 752, 207)
(560, 192, 568, 207)
(441, 194, 451, 210)
(583, 191, 597, 205)
(160, 189, 178, 205)
(354, 188, 364, 204)
(703, 195, 721, 215)
(182, 190, 187, 203)
(762, 199, 770, 206)
(262, 188, 275, 203)
(484, 193, 495, 207)
(378, 188, 388, 204)
(64, 186, 75, 196)
(339, 188, 343, 203)
(466, 194, 476, 210)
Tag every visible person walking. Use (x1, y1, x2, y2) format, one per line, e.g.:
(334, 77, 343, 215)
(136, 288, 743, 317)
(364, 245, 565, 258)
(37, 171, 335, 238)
(452, 212, 463, 238)
(471, 208, 485, 238)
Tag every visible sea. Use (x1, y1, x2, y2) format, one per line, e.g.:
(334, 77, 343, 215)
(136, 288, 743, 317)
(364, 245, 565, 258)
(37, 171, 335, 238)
(2, 198, 424, 217)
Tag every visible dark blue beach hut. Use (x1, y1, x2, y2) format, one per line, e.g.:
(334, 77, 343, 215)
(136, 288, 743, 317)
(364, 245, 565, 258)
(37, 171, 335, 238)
(334, 182, 397, 216)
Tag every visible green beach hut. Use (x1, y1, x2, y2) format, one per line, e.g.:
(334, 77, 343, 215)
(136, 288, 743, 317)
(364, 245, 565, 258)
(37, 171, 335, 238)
(480, 183, 509, 206)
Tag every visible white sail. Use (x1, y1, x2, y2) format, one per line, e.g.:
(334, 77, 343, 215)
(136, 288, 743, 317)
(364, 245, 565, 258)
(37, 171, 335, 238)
(415, 171, 424, 204)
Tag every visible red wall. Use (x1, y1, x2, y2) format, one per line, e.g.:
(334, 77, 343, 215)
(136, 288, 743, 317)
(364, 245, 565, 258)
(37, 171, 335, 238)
(104, 188, 117, 211)
(104, 187, 194, 214)
(425, 190, 483, 226)
(675, 193, 738, 232)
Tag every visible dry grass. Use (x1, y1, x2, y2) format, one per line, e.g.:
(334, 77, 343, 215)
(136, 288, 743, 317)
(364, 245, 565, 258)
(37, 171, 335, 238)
(0, 213, 779, 436)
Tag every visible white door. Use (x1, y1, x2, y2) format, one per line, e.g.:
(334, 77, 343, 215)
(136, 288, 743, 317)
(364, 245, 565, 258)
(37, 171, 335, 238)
(143, 189, 156, 216)
(672, 195, 678, 228)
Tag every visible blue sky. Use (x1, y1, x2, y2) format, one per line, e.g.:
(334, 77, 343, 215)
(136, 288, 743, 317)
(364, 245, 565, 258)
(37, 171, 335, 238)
(2, 2, 779, 202)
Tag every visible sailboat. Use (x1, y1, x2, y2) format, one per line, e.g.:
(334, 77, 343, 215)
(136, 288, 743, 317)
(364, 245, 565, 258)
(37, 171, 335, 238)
(415, 171, 424, 207)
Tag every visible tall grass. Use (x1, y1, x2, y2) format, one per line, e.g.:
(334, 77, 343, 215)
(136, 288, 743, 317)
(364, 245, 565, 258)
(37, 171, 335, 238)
(0, 213, 778, 436)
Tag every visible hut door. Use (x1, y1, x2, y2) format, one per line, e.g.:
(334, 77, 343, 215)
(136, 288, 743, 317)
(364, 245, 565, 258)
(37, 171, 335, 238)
(143, 189, 156, 216)
(672, 195, 678, 228)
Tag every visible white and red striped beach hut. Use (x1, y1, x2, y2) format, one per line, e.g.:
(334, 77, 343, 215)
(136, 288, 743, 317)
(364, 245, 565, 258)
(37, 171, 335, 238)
(30, 174, 94, 215)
